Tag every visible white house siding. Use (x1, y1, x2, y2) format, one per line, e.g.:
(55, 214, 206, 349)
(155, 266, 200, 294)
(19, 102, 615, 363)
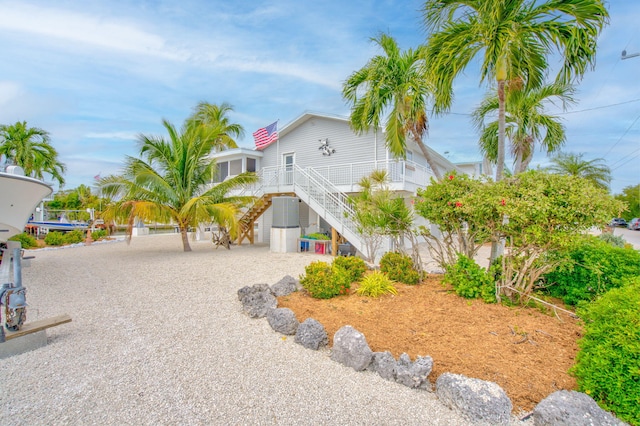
(261, 115, 387, 170)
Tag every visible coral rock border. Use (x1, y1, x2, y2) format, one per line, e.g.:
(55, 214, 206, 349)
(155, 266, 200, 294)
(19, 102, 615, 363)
(237, 278, 626, 426)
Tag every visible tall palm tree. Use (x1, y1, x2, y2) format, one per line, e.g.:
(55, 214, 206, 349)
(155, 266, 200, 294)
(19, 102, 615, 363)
(186, 102, 244, 152)
(342, 33, 443, 180)
(545, 152, 611, 191)
(423, 0, 609, 182)
(472, 82, 575, 174)
(0, 121, 66, 185)
(100, 113, 256, 252)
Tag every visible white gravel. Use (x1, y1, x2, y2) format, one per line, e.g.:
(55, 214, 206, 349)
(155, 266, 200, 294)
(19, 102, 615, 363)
(0, 234, 527, 425)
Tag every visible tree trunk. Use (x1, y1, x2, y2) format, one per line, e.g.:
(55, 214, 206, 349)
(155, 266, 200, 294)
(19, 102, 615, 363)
(180, 226, 192, 252)
(415, 138, 442, 180)
(495, 79, 506, 182)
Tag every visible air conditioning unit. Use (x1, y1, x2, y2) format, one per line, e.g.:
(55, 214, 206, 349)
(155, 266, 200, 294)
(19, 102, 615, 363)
(272, 196, 299, 228)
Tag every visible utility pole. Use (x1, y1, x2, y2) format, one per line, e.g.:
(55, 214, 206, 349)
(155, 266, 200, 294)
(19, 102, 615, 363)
(621, 50, 639, 60)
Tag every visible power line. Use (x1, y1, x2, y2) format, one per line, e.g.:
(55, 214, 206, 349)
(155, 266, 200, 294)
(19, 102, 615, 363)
(610, 147, 640, 169)
(557, 98, 640, 115)
(602, 110, 640, 158)
(611, 152, 640, 171)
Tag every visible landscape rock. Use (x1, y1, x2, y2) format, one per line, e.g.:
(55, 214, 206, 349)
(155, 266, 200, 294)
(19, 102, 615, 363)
(294, 318, 328, 350)
(395, 353, 433, 390)
(237, 283, 272, 301)
(436, 373, 512, 425)
(238, 284, 277, 318)
(330, 325, 373, 371)
(266, 308, 299, 335)
(533, 390, 626, 426)
(271, 275, 299, 297)
(368, 351, 397, 381)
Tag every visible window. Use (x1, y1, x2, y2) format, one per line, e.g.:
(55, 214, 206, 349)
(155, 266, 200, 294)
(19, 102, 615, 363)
(230, 159, 242, 175)
(216, 162, 229, 182)
(247, 158, 256, 172)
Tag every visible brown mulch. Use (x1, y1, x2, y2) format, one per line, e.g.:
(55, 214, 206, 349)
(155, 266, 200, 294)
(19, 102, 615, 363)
(278, 275, 582, 413)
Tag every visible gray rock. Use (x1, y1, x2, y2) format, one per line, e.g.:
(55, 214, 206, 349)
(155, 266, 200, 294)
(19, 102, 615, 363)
(294, 318, 328, 350)
(266, 308, 299, 335)
(237, 283, 272, 301)
(239, 284, 277, 318)
(533, 390, 626, 426)
(369, 351, 397, 381)
(271, 275, 299, 297)
(395, 353, 433, 390)
(436, 373, 512, 426)
(330, 325, 373, 371)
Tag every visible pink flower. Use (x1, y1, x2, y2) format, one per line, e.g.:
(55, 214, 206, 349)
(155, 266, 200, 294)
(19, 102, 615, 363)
(448, 175, 454, 180)
(455, 201, 462, 208)
(501, 199, 506, 206)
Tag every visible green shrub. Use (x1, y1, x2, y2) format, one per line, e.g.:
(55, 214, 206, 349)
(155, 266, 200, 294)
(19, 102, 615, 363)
(597, 232, 626, 248)
(63, 230, 85, 244)
(331, 264, 352, 296)
(356, 271, 398, 297)
(332, 256, 367, 282)
(571, 277, 640, 425)
(544, 235, 640, 305)
(91, 229, 108, 240)
(44, 231, 65, 246)
(379, 251, 421, 285)
(443, 254, 497, 303)
(299, 261, 341, 299)
(8, 233, 38, 249)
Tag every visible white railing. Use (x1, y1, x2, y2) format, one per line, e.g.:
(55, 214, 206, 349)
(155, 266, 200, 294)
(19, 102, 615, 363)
(312, 159, 433, 189)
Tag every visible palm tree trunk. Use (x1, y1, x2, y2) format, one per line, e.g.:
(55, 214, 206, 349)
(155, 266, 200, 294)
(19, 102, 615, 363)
(415, 138, 442, 180)
(180, 226, 192, 252)
(495, 80, 506, 182)
(491, 79, 507, 264)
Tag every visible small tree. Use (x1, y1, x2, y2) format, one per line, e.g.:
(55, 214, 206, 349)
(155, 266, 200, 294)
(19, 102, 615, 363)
(414, 172, 494, 269)
(494, 171, 623, 302)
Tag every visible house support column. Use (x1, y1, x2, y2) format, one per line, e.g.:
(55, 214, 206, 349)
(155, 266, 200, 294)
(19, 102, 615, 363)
(331, 228, 338, 257)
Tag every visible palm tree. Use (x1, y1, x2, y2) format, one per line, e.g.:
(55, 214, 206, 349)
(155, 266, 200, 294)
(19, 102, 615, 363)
(545, 152, 611, 191)
(0, 121, 66, 185)
(342, 33, 443, 180)
(100, 111, 257, 252)
(186, 102, 244, 152)
(472, 82, 575, 174)
(423, 0, 609, 182)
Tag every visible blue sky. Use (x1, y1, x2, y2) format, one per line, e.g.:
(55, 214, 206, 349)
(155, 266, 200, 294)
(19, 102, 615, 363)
(0, 0, 638, 194)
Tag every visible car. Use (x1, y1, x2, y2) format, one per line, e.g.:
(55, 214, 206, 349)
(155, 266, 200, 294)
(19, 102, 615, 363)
(610, 218, 627, 227)
(628, 218, 640, 230)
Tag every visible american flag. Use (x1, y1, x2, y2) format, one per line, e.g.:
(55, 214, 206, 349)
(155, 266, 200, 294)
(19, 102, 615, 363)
(253, 121, 278, 149)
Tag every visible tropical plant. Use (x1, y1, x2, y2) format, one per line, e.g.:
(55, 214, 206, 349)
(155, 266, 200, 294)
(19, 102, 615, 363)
(0, 121, 66, 186)
(356, 271, 398, 297)
(8, 232, 38, 249)
(423, 0, 609, 182)
(350, 170, 422, 269)
(545, 152, 611, 191)
(99, 103, 257, 252)
(342, 33, 442, 179)
(332, 256, 367, 283)
(473, 82, 575, 173)
(571, 277, 640, 425)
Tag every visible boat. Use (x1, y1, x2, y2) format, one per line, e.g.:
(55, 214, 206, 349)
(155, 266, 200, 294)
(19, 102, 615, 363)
(0, 165, 53, 243)
(27, 215, 89, 233)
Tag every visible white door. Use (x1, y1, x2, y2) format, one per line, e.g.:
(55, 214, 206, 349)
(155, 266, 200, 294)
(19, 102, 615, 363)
(283, 153, 295, 185)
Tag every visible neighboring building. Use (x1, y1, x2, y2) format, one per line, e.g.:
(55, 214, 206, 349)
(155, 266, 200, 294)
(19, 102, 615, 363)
(210, 111, 476, 257)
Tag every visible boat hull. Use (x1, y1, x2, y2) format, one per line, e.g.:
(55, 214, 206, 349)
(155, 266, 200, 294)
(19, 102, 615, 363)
(0, 172, 53, 242)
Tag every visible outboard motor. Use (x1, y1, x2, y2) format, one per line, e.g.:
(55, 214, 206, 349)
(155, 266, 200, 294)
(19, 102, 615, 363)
(0, 246, 27, 339)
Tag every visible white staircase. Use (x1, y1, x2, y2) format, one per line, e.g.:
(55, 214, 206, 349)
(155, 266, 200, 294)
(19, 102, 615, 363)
(291, 165, 364, 255)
